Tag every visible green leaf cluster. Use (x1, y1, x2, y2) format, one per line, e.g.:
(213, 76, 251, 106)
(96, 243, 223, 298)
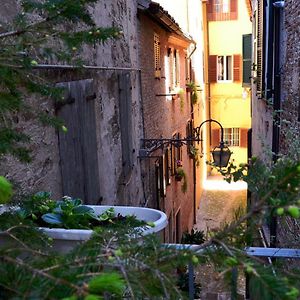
(14, 192, 147, 230)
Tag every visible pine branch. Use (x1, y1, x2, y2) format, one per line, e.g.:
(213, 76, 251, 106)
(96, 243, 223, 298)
(1, 255, 87, 296)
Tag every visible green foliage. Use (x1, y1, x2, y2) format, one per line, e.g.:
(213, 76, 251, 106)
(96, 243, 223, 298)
(177, 271, 201, 298)
(189, 145, 201, 167)
(176, 167, 188, 193)
(249, 264, 300, 300)
(0, 219, 196, 299)
(219, 157, 300, 221)
(88, 272, 125, 296)
(15, 192, 147, 230)
(178, 88, 185, 111)
(181, 229, 205, 245)
(186, 81, 199, 105)
(0, 176, 13, 204)
(0, 0, 120, 161)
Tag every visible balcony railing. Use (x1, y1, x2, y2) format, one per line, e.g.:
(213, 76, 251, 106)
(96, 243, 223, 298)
(165, 244, 300, 300)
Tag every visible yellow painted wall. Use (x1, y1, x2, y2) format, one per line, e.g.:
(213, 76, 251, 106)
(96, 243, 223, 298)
(209, 0, 252, 54)
(209, 0, 252, 169)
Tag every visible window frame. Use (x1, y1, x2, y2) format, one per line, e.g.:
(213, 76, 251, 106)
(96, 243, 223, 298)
(208, 0, 238, 21)
(217, 55, 233, 82)
(168, 48, 180, 92)
(214, 0, 230, 14)
(223, 128, 240, 147)
(171, 132, 182, 174)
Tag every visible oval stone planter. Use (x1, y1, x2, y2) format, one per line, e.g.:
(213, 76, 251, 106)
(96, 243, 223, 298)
(0, 205, 168, 253)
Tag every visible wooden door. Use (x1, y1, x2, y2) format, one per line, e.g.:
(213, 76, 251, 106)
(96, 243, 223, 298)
(56, 79, 101, 204)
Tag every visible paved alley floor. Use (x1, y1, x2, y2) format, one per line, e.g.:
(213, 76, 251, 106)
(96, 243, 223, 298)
(194, 175, 247, 300)
(194, 175, 247, 233)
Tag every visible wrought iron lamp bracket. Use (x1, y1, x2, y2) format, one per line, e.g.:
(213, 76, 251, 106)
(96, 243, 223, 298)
(139, 119, 225, 158)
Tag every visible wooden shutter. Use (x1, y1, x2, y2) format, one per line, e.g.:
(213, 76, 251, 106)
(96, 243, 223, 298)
(118, 72, 133, 178)
(175, 50, 180, 86)
(155, 160, 162, 207)
(240, 128, 248, 148)
(56, 79, 100, 204)
(177, 132, 183, 161)
(256, 0, 264, 95)
(242, 34, 252, 86)
(208, 55, 217, 83)
(161, 155, 166, 197)
(154, 33, 161, 78)
(233, 54, 241, 82)
(165, 148, 171, 185)
(211, 129, 220, 147)
(168, 48, 175, 91)
(207, 0, 215, 21)
(230, 0, 238, 20)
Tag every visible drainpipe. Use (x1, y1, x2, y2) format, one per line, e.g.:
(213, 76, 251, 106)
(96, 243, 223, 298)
(270, 0, 283, 248)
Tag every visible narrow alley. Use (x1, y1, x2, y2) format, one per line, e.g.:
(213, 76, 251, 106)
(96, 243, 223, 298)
(194, 176, 247, 300)
(195, 176, 247, 233)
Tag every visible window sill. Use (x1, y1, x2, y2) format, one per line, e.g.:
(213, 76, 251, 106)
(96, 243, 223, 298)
(217, 80, 233, 83)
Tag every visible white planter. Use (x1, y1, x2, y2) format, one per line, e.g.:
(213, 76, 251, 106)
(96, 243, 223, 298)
(0, 205, 168, 253)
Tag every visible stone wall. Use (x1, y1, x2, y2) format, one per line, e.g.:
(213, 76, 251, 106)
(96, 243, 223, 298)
(0, 0, 145, 206)
(277, 0, 300, 250)
(280, 0, 300, 153)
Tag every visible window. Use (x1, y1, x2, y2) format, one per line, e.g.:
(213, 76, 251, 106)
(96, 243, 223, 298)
(217, 55, 232, 81)
(223, 128, 240, 146)
(174, 50, 180, 86)
(215, 0, 230, 13)
(207, 0, 238, 21)
(154, 33, 161, 78)
(155, 156, 166, 202)
(164, 148, 171, 185)
(168, 48, 180, 92)
(171, 132, 182, 174)
(186, 120, 194, 156)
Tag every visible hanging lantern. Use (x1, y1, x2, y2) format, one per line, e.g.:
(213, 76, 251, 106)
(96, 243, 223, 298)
(211, 143, 232, 168)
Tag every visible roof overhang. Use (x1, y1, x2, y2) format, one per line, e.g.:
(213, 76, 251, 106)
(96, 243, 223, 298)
(138, 0, 194, 44)
(245, 0, 252, 18)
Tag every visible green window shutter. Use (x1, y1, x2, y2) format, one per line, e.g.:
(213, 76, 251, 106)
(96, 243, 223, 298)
(256, 0, 264, 94)
(242, 34, 252, 87)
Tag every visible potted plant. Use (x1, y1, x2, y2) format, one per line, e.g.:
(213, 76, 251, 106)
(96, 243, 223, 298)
(171, 88, 185, 111)
(186, 81, 200, 105)
(0, 192, 168, 253)
(189, 145, 201, 167)
(175, 167, 188, 193)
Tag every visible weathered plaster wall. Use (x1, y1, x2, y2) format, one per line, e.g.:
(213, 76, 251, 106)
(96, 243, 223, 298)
(251, 0, 299, 160)
(0, 1, 145, 206)
(277, 0, 300, 254)
(90, 1, 144, 206)
(280, 0, 300, 153)
(1, 100, 63, 200)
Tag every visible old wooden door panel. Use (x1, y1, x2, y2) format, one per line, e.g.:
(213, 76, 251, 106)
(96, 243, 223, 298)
(56, 79, 100, 204)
